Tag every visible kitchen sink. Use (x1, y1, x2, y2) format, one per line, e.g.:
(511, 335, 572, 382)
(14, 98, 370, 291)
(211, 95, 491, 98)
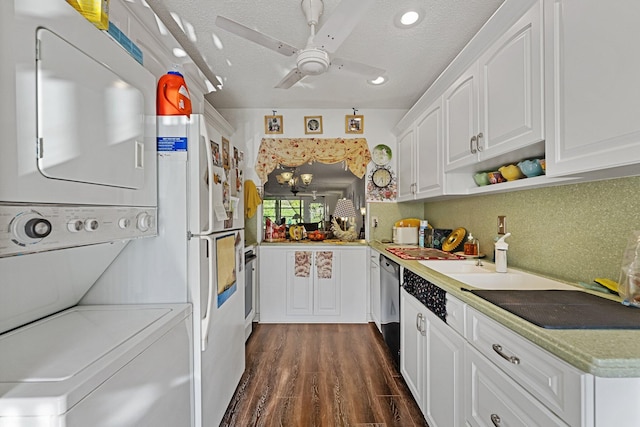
(449, 271, 577, 290)
(419, 260, 576, 290)
(418, 259, 494, 274)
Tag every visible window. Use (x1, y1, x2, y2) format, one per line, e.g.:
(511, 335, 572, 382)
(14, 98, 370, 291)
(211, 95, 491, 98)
(263, 197, 326, 227)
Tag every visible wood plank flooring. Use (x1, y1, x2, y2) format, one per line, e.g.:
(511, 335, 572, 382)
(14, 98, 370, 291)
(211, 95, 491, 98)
(221, 323, 428, 427)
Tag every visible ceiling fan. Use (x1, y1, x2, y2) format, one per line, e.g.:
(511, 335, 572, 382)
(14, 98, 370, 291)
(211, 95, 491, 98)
(215, 0, 385, 89)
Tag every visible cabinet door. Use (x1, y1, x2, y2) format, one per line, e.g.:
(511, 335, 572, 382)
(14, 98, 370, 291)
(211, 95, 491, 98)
(424, 311, 465, 427)
(397, 128, 416, 201)
(415, 100, 443, 198)
(258, 247, 289, 322)
(313, 250, 340, 316)
(444, 64, 480, 171)
(544, 0, 640, 176)
(285, 250, 314, 316)
(400, 288, 425, 407)
(478, 1, 543, 160)
(370, 252, 381, 332)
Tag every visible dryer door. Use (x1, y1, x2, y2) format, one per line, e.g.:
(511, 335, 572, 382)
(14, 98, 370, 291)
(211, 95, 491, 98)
(36, 28, 145, 189)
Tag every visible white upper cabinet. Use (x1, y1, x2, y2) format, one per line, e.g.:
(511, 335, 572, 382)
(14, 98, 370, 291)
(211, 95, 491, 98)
(445, 1, 543, 171)
(478, 1, 543, 160)
(397, 100, 443, 201)
(444, 67, 479, 171)
(397, 128, 416, 201)
(544, 0, 640, 176)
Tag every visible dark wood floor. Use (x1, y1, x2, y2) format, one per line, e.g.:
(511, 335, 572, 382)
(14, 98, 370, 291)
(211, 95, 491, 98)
(220, 323, 428, 427)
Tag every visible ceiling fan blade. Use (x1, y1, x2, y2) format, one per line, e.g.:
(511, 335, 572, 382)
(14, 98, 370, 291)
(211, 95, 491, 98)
(330, 57, 385, 78)
(215, 16, 298, 56)
(275, 68, 305, 89)
(312, 0, 375, 53)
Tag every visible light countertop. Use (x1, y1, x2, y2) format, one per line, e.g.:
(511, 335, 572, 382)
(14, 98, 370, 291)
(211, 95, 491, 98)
(370, 241, 640, 378)
(260, 239, 368, 247)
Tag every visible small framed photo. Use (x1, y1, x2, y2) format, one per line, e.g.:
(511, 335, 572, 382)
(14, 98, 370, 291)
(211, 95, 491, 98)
(304, 116, 323, 134)
(265, 115, 283, 134)
(345, 115, 364, 134)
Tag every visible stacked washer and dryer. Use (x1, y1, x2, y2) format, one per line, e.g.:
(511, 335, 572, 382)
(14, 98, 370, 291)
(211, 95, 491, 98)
(0, 2, 193, 425)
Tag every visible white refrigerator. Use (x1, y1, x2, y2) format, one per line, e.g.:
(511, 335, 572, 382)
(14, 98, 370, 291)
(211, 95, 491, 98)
(83, 114, 245, 427)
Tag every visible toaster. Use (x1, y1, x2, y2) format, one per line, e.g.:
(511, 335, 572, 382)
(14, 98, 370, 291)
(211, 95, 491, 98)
(392, 226, 418, 244)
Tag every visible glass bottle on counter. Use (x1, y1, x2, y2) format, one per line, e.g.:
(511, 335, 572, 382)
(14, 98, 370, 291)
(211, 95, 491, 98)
(464, 233, 479, 256)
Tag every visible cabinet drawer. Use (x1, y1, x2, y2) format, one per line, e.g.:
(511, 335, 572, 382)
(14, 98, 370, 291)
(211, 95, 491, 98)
(446, 294, 465, 336)
(465, 344, 567, 427)
(466, 307, 584, 426)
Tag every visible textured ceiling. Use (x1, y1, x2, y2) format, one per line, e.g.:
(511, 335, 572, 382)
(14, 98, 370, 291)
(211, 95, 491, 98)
(153, 0, 505, 110)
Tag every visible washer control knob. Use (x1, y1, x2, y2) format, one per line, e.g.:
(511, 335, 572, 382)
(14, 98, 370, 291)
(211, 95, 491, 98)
(84, 219, 99, 231)
(118, 218, 131, 229)
(25, 218, 52, 239)
(68, 219, 84, 232)
(136, 212, 155, 232)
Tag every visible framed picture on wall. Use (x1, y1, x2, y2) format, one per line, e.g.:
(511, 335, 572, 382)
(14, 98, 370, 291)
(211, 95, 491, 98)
(264, 115, 283, 134)
(345, 115, 364, 134)
(304, 116, 323, 134)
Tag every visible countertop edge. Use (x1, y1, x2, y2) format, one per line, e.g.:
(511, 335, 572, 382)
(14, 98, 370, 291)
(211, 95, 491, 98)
(369, 241, 640, 378)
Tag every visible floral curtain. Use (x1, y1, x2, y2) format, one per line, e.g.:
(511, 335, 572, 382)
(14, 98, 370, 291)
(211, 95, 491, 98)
(255, 137, 371, 184)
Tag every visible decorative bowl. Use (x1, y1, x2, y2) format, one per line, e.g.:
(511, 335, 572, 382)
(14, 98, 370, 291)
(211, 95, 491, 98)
(473, 172, 490, 186)
(487, 171, 506, 184)
(517, 159, 544, 177)
(498, 164, 525, 181)
(308, 230, 326, 241)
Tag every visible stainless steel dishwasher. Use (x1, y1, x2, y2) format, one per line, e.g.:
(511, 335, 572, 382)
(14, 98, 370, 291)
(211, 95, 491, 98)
(380, 254, 401, 369)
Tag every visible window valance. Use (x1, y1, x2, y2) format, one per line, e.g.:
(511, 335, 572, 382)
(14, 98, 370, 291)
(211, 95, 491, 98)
(255, 137, 371, 184)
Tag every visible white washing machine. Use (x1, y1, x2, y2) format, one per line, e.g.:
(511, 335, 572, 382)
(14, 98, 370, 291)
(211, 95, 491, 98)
(0, 1, 194, 425)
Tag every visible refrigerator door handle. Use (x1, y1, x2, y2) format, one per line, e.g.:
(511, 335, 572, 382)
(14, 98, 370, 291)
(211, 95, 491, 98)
(199, 234, 215, 352)
(197, 134, 216, 237)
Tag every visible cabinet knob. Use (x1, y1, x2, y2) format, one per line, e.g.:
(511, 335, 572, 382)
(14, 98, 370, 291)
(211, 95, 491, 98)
(490, 413, 501, 426)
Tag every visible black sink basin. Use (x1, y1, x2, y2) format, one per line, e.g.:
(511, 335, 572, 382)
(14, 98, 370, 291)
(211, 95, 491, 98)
(470, 290, 640, 329)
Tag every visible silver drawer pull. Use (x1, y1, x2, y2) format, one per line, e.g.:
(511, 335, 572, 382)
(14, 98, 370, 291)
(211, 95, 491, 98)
(477, 132, 484, 151)
(470, 135, 478, 154)
(492, 344, 520, 365)
(491, 413, 501, 426)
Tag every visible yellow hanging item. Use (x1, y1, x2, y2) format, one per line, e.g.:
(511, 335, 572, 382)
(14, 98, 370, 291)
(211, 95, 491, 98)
(244, 179, 262, 219)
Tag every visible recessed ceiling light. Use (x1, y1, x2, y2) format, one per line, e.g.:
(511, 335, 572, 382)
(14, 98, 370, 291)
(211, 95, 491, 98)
(172, 47, 187, 57)
(394, 8, 424, 29)
(401, 11, 419, 26)
(368, 76, 387, 85)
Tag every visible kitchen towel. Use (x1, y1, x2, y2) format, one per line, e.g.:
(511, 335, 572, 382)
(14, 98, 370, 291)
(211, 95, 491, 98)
(244, 179, 262, 218)
(295, 251, 311, 277)
(315, 251, 333, 279)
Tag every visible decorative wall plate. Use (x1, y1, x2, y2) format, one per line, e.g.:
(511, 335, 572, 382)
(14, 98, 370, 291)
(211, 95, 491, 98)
(372, 144, 392, 165)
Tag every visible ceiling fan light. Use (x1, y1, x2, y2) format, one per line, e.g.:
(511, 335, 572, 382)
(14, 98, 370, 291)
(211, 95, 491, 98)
(297, 49, 330, 75)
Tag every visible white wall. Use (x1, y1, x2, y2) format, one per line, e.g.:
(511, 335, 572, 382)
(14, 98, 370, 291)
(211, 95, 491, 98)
(217, 108, 406, 185)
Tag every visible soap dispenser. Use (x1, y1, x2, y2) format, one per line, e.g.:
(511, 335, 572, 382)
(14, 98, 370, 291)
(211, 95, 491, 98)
(495, 233, 511, 273)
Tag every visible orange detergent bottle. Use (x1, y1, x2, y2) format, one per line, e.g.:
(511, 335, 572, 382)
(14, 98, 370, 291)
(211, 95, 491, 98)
(157, 71, 192, 117)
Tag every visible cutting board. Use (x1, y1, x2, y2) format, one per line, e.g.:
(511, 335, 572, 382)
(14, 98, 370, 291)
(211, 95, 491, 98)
(470, 290, 640, 329)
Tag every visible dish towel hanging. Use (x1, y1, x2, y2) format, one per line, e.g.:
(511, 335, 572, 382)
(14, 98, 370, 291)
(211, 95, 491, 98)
(244, 179, 262, 218)
(315, 251, 333, 279)
(295, 251, 311, 277)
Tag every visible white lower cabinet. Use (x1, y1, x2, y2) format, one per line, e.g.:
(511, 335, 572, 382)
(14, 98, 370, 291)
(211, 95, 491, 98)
(400, 287, 464, 427)
(258, 245, 367, 323)
(465, 344, 567, 426)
